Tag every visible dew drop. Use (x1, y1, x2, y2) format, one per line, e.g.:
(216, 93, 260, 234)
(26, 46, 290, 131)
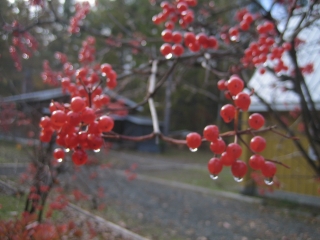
(230, 36, 239, 42)
(57, 158, 63, 163)
(264, 177, 274, 185)
(233, 176, 243, 182)
(165, 53, 173, 59)
(94, 149, 101, 153)
(65, 148, 70, 152)
(189, 148, 198, 152)
(210, 174, 218, 180)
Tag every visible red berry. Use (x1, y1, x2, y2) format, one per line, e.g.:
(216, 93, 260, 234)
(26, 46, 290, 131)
(186, 132, 202, 149)
(207, 36, 218, 49)
(227, 76, 244, 96)
(161, 29, 172, 42)
(72, 148, 88, 165)
(250, 136, 266, 153)
(207, 158, 223, 175)
(248, 113, 265, 129)
(220, 152, 236, 166)
(53, 148, 65, 160)
(203, 125, 219, 142)
(220, 104, 236, 123)
(249, 154, 265, 170)
(71, 96, 86, 113)
(196, 33, 208, 46)
(184, 32, 196, 46)
(39, 116, 51, 129)
(100, 63, 112, 75)
(261, 161, 277, 177)
(51, 110, 67, 127)
(172, 31, 182, 43)
(231, 160, 247, 178)
(226, 143, 242, 160)
(81, 107, 96, 124)
(209, 138, 226, 154)
(217, 79, 227, 91)
(172, 44, 184, 56)
(160, 43, 172, 56)
(98, 116, 114, 132)
(234, 92, 251, 111)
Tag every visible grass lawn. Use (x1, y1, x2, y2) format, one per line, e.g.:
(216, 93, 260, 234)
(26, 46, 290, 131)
(0, 140, 31, 164)
(0, 194, 25, 220)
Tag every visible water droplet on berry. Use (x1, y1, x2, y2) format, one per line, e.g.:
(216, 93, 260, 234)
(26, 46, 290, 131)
(230, 36, 238, 42)
(210, 174, 218, 180)
(57, 158, 63, 163)
(165, 53, 173, 59)
(233, 176, 243, 182)
(94, 149, 101, 153)
(189, 148, 198, 152)
(65, 148, 70, 152)
(264, 177, 274, 185)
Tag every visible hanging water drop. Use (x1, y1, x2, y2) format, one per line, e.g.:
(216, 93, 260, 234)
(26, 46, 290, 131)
(189, 148, 198, 152)
(264, 177, 274, 185)
(233, 176, 243, 182)
(65, 148, 70, 152)
(57, 158, 63, 163)
(210, 174, 218, 180)
(94, 149, 101, 153)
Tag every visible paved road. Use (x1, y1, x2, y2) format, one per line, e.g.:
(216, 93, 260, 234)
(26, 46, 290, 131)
(70, 165, 320, 240)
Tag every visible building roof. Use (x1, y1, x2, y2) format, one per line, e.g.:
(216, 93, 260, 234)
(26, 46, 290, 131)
(2, 87, 143, 112)
(248, 10, 320, 112)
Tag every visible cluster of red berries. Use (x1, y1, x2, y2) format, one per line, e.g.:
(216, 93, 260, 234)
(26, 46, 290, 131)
(40, 96, 114, 166)
(242, 23, 291, 74)
(68, 1, 91, 34)
(39, 37, 118, 165)
(7, 21, 38, 71)
(185, 76, 277, 183)
(154, 1, 219, 57)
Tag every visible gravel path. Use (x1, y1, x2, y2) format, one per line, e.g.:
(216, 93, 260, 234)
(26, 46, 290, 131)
(72, 164, 320, 240)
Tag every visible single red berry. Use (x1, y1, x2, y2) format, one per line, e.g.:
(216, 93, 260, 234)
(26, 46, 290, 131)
(231, 160, 247, 178)
(161, 29, 173, 42)
(98, 116, 114, 132)
(203, 125, 219, 142)
(226, 143, 242, 160)
(261, 161, 277, 177)
(87, 134, 103, 150)
(217, 79, 227, 91)
(172, 31, 182, 43)
(81, 107, 96, 124)
(51, 110, 67, 127)
(207, 36, 218, 49)
(220, 152, 236, 166)
(209, 138, 226, 154)
(72, 148, 88, 165)
(220, 104, 236, 123)
(160, 43, 172, 56)
(100, 63, 112, 75)
(234, 92, 251, 111)
(249, 154, 265, 170)
(186, 132, 202, 149)
(39, 116, 51, 129)
(53, 148, 65, 160)
(227, 76, 244, 96)
(184, 32, 196, 46)
(207, 158, 223, 175)
(70, 96, 86, 113)
(172, 44, 184, 56)
(250, 136, 266, 153)
(196, 33, 208, 46)
(248, 113, 265, 129)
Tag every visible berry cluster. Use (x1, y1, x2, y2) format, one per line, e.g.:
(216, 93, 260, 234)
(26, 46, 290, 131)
(39, 37, 118, 166)
(68, 2, 91, 34)
(153, 0, 219, 57)
(8, 21, 38, 71)
(186, 76, 277, 184)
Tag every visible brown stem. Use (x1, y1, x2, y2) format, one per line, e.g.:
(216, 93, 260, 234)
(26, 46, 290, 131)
(265, 158, 291, 169)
